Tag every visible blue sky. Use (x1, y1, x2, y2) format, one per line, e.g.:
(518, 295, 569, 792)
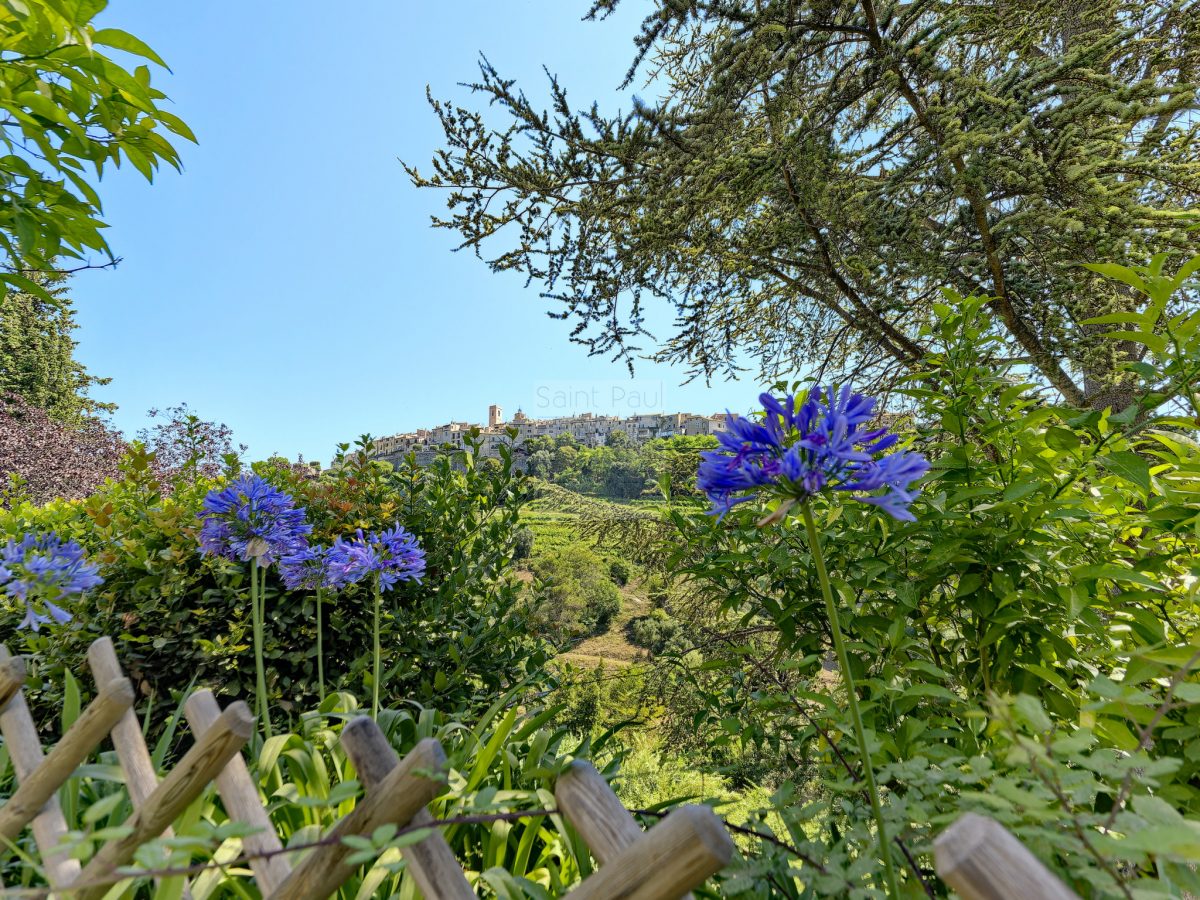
(72, 2, 762, 463)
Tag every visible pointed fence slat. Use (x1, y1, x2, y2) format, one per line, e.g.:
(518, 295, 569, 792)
(563, 804, 734, 900)
(934, 812, 1081, 900)
(340, 716, 476, 900)
(71, 700, 255, 900)
(555, 759, 696, 900)
(86, 637, 196, 899)
(185, 688, 292, 894)
(87, 637, 163, 809)
(0, 675, 132, 845)
(267, 731, 447, 900)
(0, 645, 81, 888)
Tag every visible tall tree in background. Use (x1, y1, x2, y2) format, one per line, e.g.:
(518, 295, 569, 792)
(0, 0, 194, 290)
(412, 0, 1200, 408)
(0, 275, 110, 423)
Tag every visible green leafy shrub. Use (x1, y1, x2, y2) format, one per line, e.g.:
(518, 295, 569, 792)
(0, 437, 552, 738)
(627, 609, 679, 654)
(530, 545, 623, 640)
(608, 559, 630, 586)
(553, 661, 651, 738)
(512, 526, 534, 561)
(633, 258, 1200, 895)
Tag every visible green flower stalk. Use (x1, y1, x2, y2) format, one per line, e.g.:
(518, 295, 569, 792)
(325, 525, 426, 720)
(802, 504, 898, 897)
(280, 545, 338, 705)
(316, 588, 326, 702)
(250, 557, 271, 739)
(372, 574, 382, 719)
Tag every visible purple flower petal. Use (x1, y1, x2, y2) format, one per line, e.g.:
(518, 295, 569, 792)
(697, 386, 929, 521)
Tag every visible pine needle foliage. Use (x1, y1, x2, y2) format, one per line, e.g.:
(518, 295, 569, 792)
(0, 274, 110, 423)
(410, 0, 1200, 408)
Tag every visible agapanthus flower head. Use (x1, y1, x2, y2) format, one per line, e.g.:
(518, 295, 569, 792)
(0, 531, 102, 631)
(279, 543, 337, 591)
(697, 386, 930, 521)
(325, 524, 426, 592)
(198, 473, 312, 568)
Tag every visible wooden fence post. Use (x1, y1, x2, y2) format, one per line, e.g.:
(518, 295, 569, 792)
(87, 637, 195, 899)
(0, 636, 743, 899)
(339, 716, 475, 900)
(934, 812, 1082, 900)
(267, 732, 447, 900)
(71, 700, 255, 900)
(184, 688, 292, 894)
(555, 759, 694, 900)
(563, 805, 734, 900)
(0, 645, 81, 888)
(0, 655, 25, 709)
(0, 675, 133, 844)
(87, 637, 163, 809)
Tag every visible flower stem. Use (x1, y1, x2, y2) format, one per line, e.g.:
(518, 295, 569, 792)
(371, 574, 381, 719)
(801, 504, 898, 898)
(316, 588, 325, 704)
(250, 560, 272, 740)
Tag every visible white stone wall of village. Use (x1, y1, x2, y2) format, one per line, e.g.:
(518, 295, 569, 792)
(371, 404, 728, 463)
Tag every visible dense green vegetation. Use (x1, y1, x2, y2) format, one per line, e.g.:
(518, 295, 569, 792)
(530, 544, 623, 640)
(4, 269, 1200, 897)
(2, 1, 1200, 897)
(520, 433, 715, 501)
(0, 275, 109, 422)
(1, 438, 551, 737)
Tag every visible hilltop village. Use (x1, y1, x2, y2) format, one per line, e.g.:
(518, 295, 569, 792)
(371, 405, 728, 465)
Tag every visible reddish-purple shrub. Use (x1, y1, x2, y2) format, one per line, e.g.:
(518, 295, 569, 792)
(0, 393, 124, 506)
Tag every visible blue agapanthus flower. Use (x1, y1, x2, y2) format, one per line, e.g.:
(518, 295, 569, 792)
(325, 524, 426, 592)
(698, 387, 930, 521)
(279, 543, 335, 591)
(0, 532, 103, 631)
(198, 474, 312, 568)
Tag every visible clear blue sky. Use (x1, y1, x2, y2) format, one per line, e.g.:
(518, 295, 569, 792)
(71, 2, 763, 463)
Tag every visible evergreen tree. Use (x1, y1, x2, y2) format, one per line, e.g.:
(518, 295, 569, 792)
(412, 0, 1200, 408)
(0, 276, 111, 423)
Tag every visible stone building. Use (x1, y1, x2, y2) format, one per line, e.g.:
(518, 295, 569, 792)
(371, 404, 728, 467)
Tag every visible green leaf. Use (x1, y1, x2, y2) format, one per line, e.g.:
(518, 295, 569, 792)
(1117, 823, 1200, 861)
(0, 273, 57, 304)
(1012, 694, 1051, 733)
(82, 792, 125, 825)
(1044, 427, 1080, 451)
(1073, 564, 1160, 589)
(91, 28, 169, 68)
(1082, 262, 1148, 294)
(1081, 311, 1154, 326)
(1103, 330, 1168, 354)
(1098, 451, 1151, 494)
(1002, 478, 1042, 501)
(1172, 253, 1200, 290)
(901, 684, 958, 702)
(63, 670, 81, 732)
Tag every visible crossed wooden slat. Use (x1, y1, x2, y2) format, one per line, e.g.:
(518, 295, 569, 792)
(0, 637, 735, 899)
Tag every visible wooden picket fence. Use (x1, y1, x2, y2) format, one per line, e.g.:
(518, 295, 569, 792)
(0, 637, 735, 899)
